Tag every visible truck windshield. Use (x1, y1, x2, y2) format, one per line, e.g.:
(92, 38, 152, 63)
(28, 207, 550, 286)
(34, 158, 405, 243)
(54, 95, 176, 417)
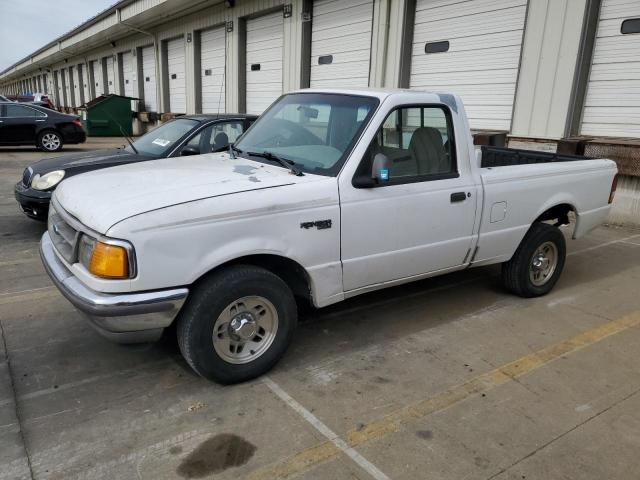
(235, 93, 379, 176)
(129, 118, 199, 156)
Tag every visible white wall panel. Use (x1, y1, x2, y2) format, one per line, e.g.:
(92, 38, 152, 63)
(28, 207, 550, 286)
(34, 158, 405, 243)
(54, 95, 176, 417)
(246, 10, 284, 114)
(310, 0, 373, 88)
(142, 45, 158, 111)
(200, 27, 226, 113)
(410, 0, 527, 131)
(122, 51, 135, 98)
(166, 37, 186, 113)
(581, 0, 640, 137)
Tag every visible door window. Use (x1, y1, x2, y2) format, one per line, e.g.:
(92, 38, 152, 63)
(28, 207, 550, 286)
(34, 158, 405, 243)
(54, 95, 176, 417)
(182, 121, 245, 155)
(357, 106, 457, 184)
(4, 104, 43, 118)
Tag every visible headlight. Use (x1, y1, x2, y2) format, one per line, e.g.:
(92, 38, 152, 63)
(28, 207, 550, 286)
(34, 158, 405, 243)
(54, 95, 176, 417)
(31, 170, 65, 190)
(78, 234, 132, 279)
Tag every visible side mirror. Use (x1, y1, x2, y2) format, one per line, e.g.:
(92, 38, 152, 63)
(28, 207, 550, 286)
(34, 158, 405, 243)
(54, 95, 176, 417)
(372, 153, 391, 183)
(180, 145, 200, 156)
(352, 153, 391, 188)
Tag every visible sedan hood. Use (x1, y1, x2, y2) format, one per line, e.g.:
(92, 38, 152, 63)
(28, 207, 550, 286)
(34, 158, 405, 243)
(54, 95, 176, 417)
(54, 153, 316, 234)
(30, 148, 154, 176)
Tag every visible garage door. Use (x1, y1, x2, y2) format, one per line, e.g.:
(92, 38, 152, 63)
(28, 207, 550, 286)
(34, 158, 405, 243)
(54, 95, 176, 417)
(92, 60, 104, 97)
(580, 0, 640, 137)
(105, 56, 116, 94)
(246, 11, 284, 114)
(310, 0, 373, 88)
(409, 0, 527, 131)
(167, 37, 186, 113)
(72, 66, 82, 106)
(53, 70, 64, 107)
(141, 46, 157, 111)
(79, 65, 90, 103)
(122, 51, 135, 98)
(64, 69, 73, 107)
(200, 27, 226, 113)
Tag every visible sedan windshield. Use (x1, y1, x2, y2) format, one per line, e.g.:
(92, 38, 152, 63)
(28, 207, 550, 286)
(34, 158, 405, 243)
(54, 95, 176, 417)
(130, 118, 199, 156)
(235, 93, 379, 176)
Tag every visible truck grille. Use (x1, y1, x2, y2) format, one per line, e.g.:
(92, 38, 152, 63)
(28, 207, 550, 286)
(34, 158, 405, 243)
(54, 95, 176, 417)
(47, 205, 79, 264)
(22, 167, 33, 187)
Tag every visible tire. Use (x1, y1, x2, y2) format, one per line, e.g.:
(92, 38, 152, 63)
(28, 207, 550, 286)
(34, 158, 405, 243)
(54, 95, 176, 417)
(37, 130, 63, 152)
(502, 222, 566, 298)
(177, 265, 297, 384)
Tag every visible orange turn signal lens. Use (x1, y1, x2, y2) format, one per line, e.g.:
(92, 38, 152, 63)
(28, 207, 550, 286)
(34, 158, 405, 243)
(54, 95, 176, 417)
(89, 242, 129, 279)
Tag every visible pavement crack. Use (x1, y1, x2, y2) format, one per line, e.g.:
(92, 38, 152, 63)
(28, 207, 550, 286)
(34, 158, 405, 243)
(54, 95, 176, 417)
(484, 385, 640, 480)
(0, 318, 35, 480)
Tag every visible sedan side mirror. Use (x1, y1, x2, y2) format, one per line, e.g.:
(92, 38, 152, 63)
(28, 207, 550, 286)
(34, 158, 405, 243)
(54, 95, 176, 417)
(181, 145, 200, 156)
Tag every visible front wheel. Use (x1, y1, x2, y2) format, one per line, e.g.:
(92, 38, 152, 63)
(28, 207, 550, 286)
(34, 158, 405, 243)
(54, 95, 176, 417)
(37, 130, 63, 152)
(177, 265, 297, 384)
(502, 222, 566, 298)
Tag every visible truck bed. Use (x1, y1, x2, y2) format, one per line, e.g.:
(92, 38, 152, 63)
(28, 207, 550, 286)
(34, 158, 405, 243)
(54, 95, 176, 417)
(481, 146, 588, 168)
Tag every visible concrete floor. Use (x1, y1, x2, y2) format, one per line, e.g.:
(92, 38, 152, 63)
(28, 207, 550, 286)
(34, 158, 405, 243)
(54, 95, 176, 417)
(1, 139, 640, 480)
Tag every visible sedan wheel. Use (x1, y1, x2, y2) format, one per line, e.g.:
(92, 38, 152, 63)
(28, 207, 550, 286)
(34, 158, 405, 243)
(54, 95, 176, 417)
(39, 132, 62, 151)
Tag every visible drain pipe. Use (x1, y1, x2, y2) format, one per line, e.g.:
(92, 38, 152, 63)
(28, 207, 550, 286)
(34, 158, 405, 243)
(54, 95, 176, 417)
(118, 8, 162, 114)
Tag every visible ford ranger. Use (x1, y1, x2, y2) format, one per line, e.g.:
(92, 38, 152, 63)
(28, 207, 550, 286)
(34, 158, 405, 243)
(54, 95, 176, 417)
(40, 89, 618, 383)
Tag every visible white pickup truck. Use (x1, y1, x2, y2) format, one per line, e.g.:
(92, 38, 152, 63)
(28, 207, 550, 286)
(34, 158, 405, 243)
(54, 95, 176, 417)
(41, 89, 618, 383)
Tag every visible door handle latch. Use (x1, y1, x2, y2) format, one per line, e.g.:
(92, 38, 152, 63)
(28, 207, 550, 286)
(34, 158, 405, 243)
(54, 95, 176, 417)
(451, 192, 467, 203)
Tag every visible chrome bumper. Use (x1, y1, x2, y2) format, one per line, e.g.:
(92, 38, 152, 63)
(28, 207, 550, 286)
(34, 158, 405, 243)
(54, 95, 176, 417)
(40, 232, 189, 343)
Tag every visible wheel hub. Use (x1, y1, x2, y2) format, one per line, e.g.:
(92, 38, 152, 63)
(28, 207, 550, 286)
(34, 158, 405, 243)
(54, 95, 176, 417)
(229, 313, 258, 340)
(529, 241, 558, 286)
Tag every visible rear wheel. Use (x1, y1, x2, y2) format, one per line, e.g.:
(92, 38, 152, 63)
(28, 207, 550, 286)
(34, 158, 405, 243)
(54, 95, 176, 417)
(502, 222, 566, 297)
(37, 130, 63, 152)
(177, 265, 297, 384)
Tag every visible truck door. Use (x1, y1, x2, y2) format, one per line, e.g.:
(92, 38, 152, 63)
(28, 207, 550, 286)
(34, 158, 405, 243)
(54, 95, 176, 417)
(340, 105, 477, 292)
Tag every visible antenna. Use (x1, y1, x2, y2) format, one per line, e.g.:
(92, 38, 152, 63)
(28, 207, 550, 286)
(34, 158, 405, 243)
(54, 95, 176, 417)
(215, 62, 225, 117)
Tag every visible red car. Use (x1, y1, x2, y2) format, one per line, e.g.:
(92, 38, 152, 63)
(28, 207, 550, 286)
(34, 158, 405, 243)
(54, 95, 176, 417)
(7, 93, 55, 110)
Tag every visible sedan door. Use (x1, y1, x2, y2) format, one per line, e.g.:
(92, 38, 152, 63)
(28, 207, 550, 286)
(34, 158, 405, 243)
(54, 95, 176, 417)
(339, 105, 478, 292)
(0, 104, 44, 144)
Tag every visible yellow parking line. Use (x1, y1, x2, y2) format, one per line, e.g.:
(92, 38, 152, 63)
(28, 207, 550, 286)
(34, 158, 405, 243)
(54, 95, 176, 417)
(245, 310, 640, 479)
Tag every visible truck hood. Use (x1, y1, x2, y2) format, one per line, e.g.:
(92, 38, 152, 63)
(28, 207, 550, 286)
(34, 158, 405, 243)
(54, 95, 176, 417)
(54, 153, 314, 234)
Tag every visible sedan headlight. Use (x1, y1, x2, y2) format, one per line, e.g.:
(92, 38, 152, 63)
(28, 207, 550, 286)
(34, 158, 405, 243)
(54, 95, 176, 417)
(78, 234, 132, 279)
(31, 170, 65, 190)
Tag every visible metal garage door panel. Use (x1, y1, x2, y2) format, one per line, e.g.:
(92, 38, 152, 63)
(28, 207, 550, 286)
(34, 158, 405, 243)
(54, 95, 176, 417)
(142, 46, 157, 112)
(310, 0, 373, 88)
(409, 0, 527, 131)
(246, 11, 283, 114)
(122, 51, 135, 98)
(72, 66, 82, 106)
(167, 37, 186, 113)
(200, 27, 226, 114)
(92, 60, 103, 97)
(64, 69, 73, 107)
(581, 0, 640, 137)
(56, 71, 65, 106)
(105, 57, 115, 94)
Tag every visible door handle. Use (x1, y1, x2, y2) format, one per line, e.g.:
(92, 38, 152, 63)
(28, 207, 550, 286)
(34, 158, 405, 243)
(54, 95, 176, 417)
(451, 192, 467, 203)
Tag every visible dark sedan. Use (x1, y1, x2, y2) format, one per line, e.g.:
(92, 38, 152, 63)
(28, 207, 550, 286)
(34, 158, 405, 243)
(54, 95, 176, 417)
(0, 102, 85, 151)
(15, 114, 257, 220)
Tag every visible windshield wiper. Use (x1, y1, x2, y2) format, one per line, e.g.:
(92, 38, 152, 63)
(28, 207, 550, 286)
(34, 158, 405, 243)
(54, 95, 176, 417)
(247, 150, 304, 176)
(120, 126, 139, 154)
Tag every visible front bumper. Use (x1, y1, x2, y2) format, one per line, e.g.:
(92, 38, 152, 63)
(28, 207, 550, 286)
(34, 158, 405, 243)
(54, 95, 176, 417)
(14, 182, 51, 220)
(40, 232, 189, 343)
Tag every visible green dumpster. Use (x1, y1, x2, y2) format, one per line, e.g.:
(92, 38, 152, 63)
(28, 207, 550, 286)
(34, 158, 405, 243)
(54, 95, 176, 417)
(79, 94, 137, 137)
